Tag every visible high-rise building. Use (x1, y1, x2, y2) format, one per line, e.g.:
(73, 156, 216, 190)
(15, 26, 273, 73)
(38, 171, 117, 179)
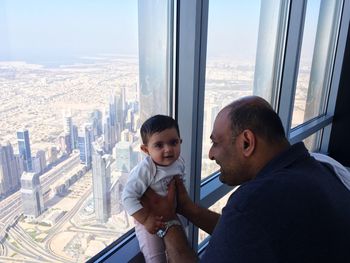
(90, 109, 103, 140)
(92, 142, 111, 223)
(17, 129, 33, 172)
(103, 109, 114, 153)
(58, 133, 72, 154)
(20, 172, 44, 219)
(109, 94, 117, 126)
(114, 141, 138, 173)
(138, 0, 171, 122)
(110, 92, 124, 145)
(63, 113, 75, 150)
(32, 150, 46, 175)
(46, 146, 58, 165)
(78, 123, 94, 169)
(0, 142, 20, 198)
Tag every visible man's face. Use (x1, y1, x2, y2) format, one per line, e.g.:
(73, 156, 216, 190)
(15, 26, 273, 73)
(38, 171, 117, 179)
(208, 108, 246, 186)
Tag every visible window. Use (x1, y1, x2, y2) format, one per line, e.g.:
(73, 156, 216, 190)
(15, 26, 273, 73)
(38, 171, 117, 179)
(201, 0, 289, 179)
(0, 1, 174, 262)
(2, 0, 347, 261)
(291, 0, 343, 128)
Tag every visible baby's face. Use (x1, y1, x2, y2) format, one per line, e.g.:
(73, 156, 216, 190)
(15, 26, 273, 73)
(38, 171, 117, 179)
(142, 128, 181, 166)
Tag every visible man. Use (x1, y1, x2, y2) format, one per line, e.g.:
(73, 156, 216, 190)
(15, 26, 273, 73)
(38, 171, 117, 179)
(141, 96, 350, 262)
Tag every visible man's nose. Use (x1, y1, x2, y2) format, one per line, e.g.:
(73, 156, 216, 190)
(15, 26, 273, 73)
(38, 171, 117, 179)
(208, 147, 214, 160)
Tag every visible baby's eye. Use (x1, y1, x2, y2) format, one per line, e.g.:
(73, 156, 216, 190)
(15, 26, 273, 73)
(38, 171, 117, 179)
(170, 139, 179, 146)
(154, 142, 163, 148)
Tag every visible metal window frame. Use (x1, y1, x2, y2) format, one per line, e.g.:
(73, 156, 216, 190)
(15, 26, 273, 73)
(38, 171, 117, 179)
(176, 0, 209, 251)
(90, 0, 350, 261)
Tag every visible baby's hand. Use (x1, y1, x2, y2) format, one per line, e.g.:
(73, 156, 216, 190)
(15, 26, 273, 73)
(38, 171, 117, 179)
(144, 214, 164, 234)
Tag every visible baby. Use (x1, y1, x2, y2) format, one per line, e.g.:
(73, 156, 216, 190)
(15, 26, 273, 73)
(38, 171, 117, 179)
(122, 114, 185, 263)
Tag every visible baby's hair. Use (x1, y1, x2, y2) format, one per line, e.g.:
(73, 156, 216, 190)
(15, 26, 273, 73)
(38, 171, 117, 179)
(140, 115, 180, 144)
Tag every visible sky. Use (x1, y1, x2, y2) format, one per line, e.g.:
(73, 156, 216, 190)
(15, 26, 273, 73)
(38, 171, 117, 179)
(0, 0, 139, 62)
(0, 0, 320, 64)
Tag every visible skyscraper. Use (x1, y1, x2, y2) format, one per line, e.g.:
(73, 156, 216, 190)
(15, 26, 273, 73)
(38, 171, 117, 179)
(78, 123, 94, 169)
(114, 141, 137, 173)
(17, 129, 33, 172)
(102, 109, 114, 153)
(92, 142, 111, 223)
(32, 150, 47, 175)
(90, 109, 103, 140)
(0, 142, 20, 198)
(20, 172, 44, 219)
(63, 113, 75, 150)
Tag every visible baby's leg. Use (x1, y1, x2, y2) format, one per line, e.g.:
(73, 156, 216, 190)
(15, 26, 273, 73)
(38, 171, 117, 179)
(135, 221, 167, 263)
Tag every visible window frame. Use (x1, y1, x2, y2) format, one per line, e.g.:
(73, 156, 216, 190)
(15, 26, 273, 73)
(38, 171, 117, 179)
(90, 0, 350, 261)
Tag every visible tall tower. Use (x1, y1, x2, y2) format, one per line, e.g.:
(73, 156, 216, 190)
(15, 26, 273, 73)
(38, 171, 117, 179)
(92, 142, 111, 223)
(78, 123, 94, 169)
(17, 129, 33, 172)
(0, 142, 20, 198)
(32, 150, 47, 175)
(63, 113, 75, 150)
(102, 110, 115, 155)
(138, 0, 171, 122)
(90, 109, 103, 140)
(114, 141, 137, 173)
(20, 172, 44, 219)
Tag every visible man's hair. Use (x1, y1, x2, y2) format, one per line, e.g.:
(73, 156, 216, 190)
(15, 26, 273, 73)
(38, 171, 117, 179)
(140, 115, 180, 144)
(227, 97, 286, 143)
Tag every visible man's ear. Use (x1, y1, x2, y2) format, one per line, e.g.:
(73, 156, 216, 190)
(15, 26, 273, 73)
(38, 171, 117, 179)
(140, 144, 149, 155)
(241, 130, 255, 157)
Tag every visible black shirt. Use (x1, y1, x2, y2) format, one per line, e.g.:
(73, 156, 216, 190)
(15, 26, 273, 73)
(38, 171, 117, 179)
(202, 142, 350, 263)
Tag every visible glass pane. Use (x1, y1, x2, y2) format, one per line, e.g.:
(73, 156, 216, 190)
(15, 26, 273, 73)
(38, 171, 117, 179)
(0, 1, 172, 262)
(201, 0, 288, 179)
(303, 129, 323, 152)
(291, 0, 343, 128)
(198, 189, 235, 245)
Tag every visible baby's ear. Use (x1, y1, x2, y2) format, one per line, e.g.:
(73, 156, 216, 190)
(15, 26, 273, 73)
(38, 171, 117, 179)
(140, 144, 149, 155)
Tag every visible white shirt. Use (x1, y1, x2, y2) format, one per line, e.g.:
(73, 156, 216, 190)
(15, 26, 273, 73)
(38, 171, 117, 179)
(122, 155, 185, 216)
(312, 152, 350, 191)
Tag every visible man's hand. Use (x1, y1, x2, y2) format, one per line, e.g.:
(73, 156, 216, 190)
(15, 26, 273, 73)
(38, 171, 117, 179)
(141, 179, 177, 221)
(174, 176, 195, 217)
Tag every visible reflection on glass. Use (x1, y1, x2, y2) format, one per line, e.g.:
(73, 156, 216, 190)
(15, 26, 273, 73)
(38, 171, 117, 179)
(0, 1, 172, 261)
(198, 189, 235, 245)
(201, 0, 287, 179)
(292, 0, 343, 128)
(303, 129, 323, 152)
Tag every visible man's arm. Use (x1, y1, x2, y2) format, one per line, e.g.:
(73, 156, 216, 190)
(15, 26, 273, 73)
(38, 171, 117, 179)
(163, 223, 197, 262)
(175, 177, 220, 234)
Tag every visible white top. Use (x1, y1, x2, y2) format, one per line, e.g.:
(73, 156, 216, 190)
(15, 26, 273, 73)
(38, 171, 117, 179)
(311, 152, 350, 191)
(122, 155, 185, 216)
